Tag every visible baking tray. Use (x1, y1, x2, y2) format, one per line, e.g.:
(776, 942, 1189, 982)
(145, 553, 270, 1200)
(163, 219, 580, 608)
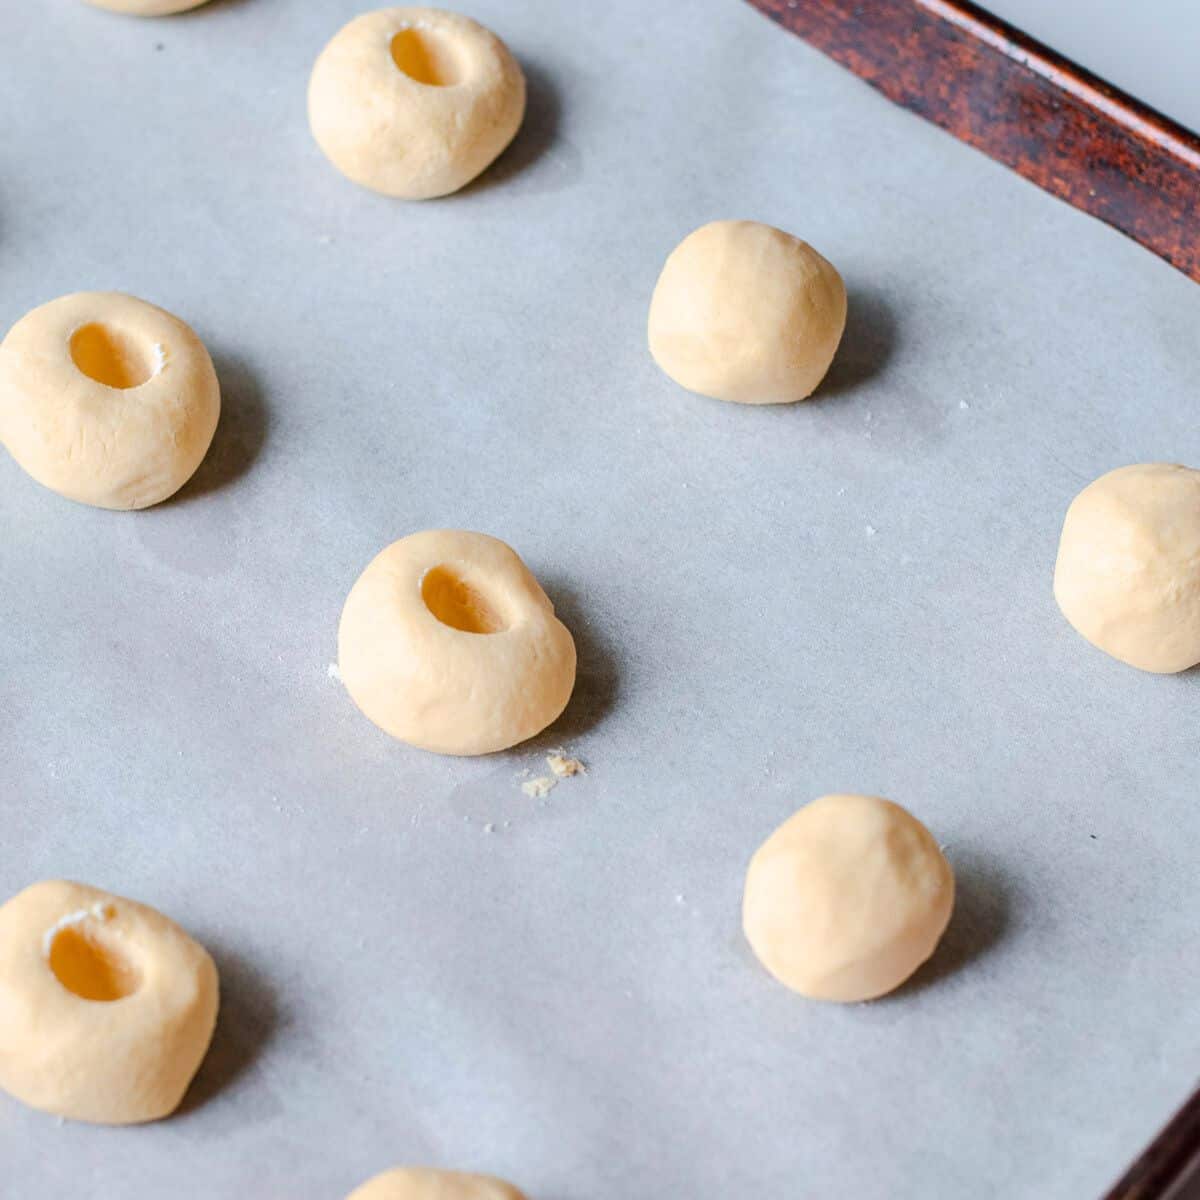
(1, 1, 1198, 1197)
(746, 0, 1200, 284)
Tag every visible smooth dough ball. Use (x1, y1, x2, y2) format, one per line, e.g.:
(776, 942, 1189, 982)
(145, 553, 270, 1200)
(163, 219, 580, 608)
(1054, 463, 1200, 674)
(346, 1167, 527, 1200)
(647, 220, 847, 405)
(338, 530, 577, 755)
(0, 880, 219, 1124)
(0, 292, 220, 510)
(83, 0, 210, 14)
(742, 794, 954, 1002)
(308, 7, 526, 199)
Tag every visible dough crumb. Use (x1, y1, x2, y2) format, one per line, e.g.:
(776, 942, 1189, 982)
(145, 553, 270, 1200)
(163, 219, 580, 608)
(959, 400, 970, 410)
(522, 776, 557, 799)
(546, 751, 585, 778)
(327, 662, 342, 682)
(865, 524, 877, 536)
(484, 822, 496, 834)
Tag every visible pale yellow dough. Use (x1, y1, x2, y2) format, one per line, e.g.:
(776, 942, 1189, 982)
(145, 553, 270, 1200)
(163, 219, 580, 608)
(84, 0, 210, 15)
(0, 291, 220, 510)
(308, 7, 526, 199)
(1054, 463, 1200, 674)
(0, 880, 219, 1124)
(339, 530, 576, 755)
(346, 1167, 527, 1200)
(743, 794, 954, 1002)
(648, 220, 847, 405)
(350, 1166, 530, 1195)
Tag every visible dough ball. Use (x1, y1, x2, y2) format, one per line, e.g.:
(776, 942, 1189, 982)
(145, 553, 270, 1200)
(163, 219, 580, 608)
(346, 1167, 527, 1200)
(647, 220, 847, 405)
(0, 880, 219, 1124)
(1054, 463, 1200, 674)
(338, 530, 576, 755)
(308, 7, 526, 199)
(742, 794, 954, 1002)
(84, 0, 210, 13)
(0, 291, 220, 510)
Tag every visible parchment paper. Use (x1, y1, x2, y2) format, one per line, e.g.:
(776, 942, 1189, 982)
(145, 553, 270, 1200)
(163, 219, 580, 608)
(1, 2, 1198, 1197)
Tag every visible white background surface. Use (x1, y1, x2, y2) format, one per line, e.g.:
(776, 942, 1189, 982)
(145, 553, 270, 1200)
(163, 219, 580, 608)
(1, 2, 1198, 1198)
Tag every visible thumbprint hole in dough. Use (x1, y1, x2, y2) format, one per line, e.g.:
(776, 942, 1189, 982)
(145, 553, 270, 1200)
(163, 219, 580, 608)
(390, 27, 464, 87)
(422, 566, 509, 634)
(69, 324, 158, 390)
(49, 925, 141, 1002)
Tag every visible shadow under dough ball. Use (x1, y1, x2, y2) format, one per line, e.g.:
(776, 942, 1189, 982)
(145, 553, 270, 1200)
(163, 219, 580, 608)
(1054, 462, 1200, 674)
(648, 219, 847, 405)
(0, 291, 220, 510)
(308, 6, 526, 199)
(0, 880, 219, 1124)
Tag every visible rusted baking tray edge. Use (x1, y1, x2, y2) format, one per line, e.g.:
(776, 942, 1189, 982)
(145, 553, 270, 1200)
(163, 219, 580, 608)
(1104, 1083, 1200, 1200)
(744, 0, 1200, 283)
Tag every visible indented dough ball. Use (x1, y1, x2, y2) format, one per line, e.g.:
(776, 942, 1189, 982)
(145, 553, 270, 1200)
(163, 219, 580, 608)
(647, 220, 847, 405)
(84, 0, 210, 14)
(0, 291, 220, 510)
(308, 7, 526, 199)
(338, 530, 577, 755)
(346, 1167, 527, 1200)
(0, 880, 219, 1124)
(742, 794, 954, 1002)
(1054, 463, 1200, 674)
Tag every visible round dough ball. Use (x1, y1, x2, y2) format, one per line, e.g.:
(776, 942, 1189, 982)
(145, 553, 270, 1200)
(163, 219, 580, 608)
(0, 291, 220, 510)
(742, 794, 954, 1002)
(338, 530, 577, 755)
(308, 7, 526, 199)
(346, 1167, 527, 1200)
(647, 220, 847, 405)
(1054, 463, 1200, 674)
(0, 880, 219, 1124)
(84, 0, 210, 14)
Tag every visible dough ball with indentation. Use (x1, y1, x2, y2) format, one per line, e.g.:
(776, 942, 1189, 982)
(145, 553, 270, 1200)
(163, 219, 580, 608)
(0, 880, 219, 1124)
(648, 220, 847, 405)
(338, 530, 576, 755)
(84, 0, 209, 13)
(346, 1167, 527, 1200)
(1054, 463, 1200, 674)
(308, 7, 526, 199)
(743, 794, 954, 1002)
(0, 292, 220, 509)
